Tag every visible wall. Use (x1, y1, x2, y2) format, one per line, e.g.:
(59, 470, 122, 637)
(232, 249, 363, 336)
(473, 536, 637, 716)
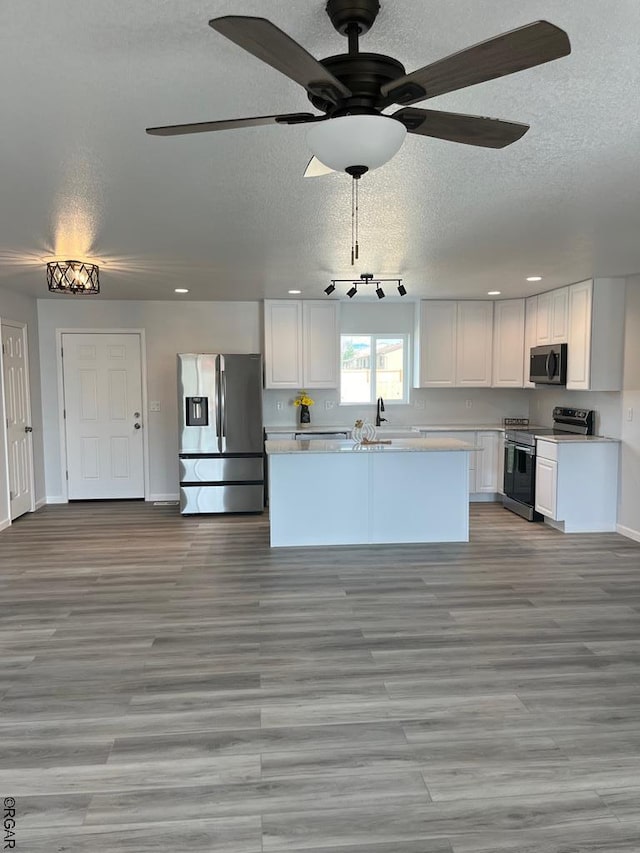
(37, 299, 260, 501)
(264, 300, 531, 428)
(619, 275, 640, 538)
(0, 285, 45, 526)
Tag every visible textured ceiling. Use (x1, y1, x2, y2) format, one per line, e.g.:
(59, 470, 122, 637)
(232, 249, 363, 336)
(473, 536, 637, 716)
(0, 1, 639, 302)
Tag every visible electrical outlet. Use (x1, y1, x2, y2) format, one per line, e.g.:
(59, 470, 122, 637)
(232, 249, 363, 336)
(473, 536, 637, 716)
(465, 400, 473, 409)
(628, 407, 634, 422)
(149, 401, 161, 412)
(276, 401, 283, 411)
(414, 400, 425, 410)
(324, 400, 335, 410)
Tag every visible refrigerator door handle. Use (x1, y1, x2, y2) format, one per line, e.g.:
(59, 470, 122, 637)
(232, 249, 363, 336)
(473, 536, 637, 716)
(221, 370, 228, 437)
(215, 356, 223, 452)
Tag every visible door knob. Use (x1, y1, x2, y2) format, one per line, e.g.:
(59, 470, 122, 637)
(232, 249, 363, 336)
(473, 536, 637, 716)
(134, 423, 141, 430)
(24, 426, 33, 433)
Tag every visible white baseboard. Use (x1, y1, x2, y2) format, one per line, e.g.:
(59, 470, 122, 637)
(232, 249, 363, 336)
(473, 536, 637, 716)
(45, 495, 68, 505)
(34, 498, 46, 510)
(148, 493, 180, 503)
(0, 516, 11, 532)
(617, 523, 640, 543)
(470, 493, 500, 503)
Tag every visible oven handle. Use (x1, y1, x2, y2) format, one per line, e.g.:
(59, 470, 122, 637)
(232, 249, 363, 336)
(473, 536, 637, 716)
(504, 442, 535, 456)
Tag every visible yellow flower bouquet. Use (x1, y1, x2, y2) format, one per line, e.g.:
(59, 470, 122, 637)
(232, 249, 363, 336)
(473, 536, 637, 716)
(293, 391, 315, 408)
(293, 391, 314, 424)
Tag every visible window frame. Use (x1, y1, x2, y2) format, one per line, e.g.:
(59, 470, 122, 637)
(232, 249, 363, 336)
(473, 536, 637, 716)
(339, 332, 410, 405)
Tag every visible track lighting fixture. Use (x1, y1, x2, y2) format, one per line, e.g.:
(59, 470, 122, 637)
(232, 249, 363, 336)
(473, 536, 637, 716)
(326, 273, 406, 299)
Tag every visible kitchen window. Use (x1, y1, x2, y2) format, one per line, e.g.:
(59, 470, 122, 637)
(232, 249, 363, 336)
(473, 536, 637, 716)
(340, 334, 409, 404)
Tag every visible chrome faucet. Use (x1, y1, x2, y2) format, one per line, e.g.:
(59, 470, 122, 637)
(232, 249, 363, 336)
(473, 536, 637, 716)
(375, 397, 387, 427)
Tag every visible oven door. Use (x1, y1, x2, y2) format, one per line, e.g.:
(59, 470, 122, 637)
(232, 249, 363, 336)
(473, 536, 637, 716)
(504, 442, 536, 506)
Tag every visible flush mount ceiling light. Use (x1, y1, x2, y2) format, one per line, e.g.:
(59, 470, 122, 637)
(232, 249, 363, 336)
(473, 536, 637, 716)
(527, 276, 542, 282)
(328, 272, 406, 300)
(288, 289, 301, 294)
(488, 290, 501, 295)
(306, 114, 407, 175)
(175, 288, 189, 293)
(47, 260, 99, 295)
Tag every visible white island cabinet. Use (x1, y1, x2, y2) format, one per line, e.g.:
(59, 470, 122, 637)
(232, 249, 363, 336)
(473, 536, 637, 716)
(265, 437, 476, 546)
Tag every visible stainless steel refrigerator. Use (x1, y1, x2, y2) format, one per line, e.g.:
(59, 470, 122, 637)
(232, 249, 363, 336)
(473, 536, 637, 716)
(177, 353, 264, 514)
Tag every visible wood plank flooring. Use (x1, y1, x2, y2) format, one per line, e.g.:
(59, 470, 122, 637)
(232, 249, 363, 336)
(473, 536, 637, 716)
(1, 501, 640, 851)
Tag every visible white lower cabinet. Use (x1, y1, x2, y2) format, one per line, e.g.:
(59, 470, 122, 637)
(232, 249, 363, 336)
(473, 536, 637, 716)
(535, 438, 618, 532)
(534, 455, 558, 519)
(420, 430, 503, 499)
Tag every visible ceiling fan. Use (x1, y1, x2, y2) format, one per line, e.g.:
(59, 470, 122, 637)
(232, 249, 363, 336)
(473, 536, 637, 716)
(146, 0, 571, 177)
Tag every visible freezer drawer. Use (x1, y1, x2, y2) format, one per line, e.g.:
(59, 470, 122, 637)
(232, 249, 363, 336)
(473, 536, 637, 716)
(179, 456, 263, 484)
(180, 484, 264, 514)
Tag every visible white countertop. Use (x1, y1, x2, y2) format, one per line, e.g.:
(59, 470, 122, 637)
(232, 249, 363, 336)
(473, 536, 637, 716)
(265, 423, 505, 434)
(535, 434, 619, 444)
(265, 437, 478, 454)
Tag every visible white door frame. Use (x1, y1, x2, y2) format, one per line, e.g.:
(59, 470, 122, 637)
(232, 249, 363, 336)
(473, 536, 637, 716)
(0, 319, 36, 527)
(55, 329, 150, 503)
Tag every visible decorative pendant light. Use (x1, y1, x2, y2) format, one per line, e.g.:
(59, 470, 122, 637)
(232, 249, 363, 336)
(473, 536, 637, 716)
(47, 260, 100, 295)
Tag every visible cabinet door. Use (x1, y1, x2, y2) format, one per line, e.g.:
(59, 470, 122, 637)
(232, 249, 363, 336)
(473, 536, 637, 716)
(536, 291, 552, 344)
(302, 301, 339, 388)
(418, 301, 457, 387)
(550, 287, 569, 343)
(535, 457, 558, 519)
(456, 302, 493, 387)
(523, 296, 537, 388)
(263, 301, 303, 389)
(476, 431, 500, 492)
(566, 280, 592, 390)
(492, 299, 525, 387)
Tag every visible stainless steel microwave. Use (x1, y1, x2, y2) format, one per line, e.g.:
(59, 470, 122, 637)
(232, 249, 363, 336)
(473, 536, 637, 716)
(529, 343, 568, 385)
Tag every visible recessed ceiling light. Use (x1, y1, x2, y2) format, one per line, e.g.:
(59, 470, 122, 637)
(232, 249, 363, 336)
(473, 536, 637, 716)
(288, 289, 301, 294)
(526, 276, 542, 282)
(487, 290, 501, 296)
(174, 288, 189, 293)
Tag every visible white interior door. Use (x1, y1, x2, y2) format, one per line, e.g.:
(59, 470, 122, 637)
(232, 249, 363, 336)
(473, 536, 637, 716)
(62, 333, 144, 499)
(1, 322, 35, 520)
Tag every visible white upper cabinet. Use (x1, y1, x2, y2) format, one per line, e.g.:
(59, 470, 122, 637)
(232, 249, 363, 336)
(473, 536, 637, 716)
(566, 278, 625, 391)
(456, 301, 493, 387)
(415, 301, 457, 387)
(302, 301, 339, 388)
(550, 286, 569, 343)
(523, 295, 538, 388)
(264, 300, 339, 389)
(492, 299, 525, 387)
(535, 291, 552, 344)
(415, 300, 492, 387)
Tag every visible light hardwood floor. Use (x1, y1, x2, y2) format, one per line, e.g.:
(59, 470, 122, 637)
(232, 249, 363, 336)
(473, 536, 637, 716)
(1, 501, 640, 851)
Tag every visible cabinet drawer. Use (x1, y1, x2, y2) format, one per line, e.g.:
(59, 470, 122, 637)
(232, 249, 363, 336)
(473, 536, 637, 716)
(179, 456, 263, 483)
(536, 439, 557, 461)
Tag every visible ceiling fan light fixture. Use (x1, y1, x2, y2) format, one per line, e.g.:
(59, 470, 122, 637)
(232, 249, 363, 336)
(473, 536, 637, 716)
(306, 114, 406, 173)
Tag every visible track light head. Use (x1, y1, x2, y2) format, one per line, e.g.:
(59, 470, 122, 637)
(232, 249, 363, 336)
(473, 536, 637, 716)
(376, 285, 385, 299)
(346, 285, 358, 299)
(324, 282, 336, 295)
(397, 283, 407, 296)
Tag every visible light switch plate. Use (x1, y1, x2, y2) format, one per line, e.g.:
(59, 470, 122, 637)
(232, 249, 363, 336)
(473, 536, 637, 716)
(149, 401, 161, 412)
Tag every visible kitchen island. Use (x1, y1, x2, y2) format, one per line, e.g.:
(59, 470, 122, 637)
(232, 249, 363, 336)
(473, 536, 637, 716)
(265, 437, 477, 547)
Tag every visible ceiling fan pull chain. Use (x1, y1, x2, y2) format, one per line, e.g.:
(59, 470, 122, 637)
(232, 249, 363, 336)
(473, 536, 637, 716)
(351, 175, 355, 264)
(354, 176, 359, 260)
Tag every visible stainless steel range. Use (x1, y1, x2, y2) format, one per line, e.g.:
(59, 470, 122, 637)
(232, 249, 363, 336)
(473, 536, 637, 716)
(503, 407, 595, 521)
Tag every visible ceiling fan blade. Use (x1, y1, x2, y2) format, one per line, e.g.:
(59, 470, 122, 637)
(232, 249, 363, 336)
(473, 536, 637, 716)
(146, 112, 318, 137)
(393, 107, 529, 148)
(382, 21, 571, 105)
(303, 156, 336, 178)
(210, 16, 351, 104)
